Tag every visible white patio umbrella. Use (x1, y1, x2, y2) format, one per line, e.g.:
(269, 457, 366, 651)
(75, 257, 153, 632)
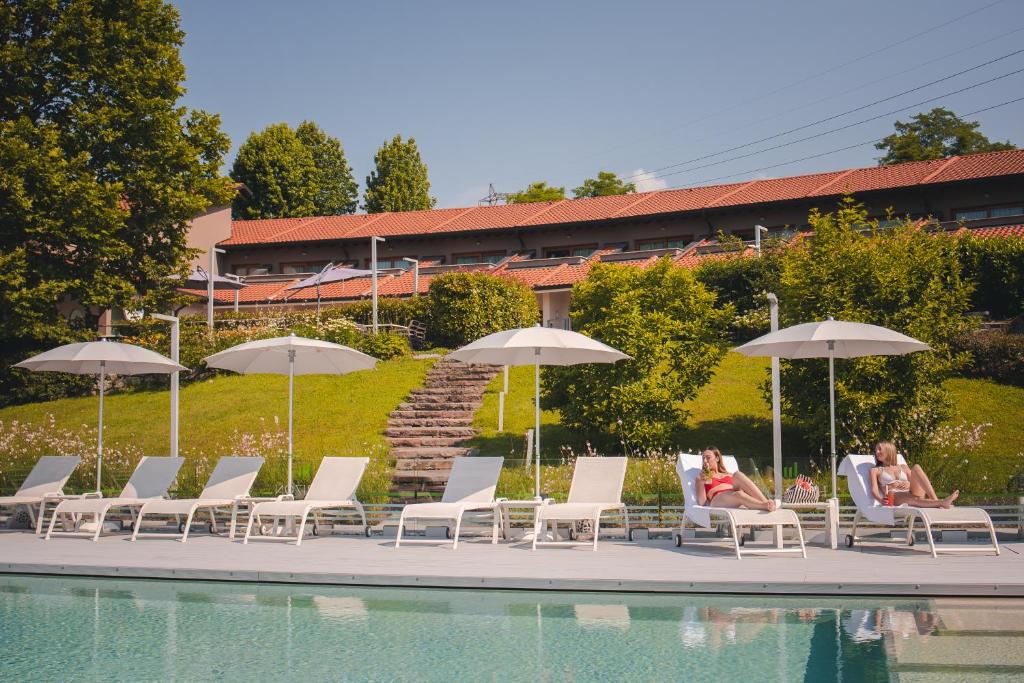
(448, 326, 630, 497)
(203, 334, 376, 493)
(14, 340, 186, 490)
(734, 318, 930, 498)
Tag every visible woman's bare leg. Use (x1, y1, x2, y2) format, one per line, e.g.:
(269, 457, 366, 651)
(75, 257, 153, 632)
(894, 491, 959, 509)
(732, 472, 770, 502)
(908, 464, 939, 500)
(711, 491, 775, 511)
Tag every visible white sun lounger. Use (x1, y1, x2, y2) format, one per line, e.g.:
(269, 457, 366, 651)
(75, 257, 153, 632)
(674, 453, 806, 559)
(131, 456, 264, 543)
(395, 457, 503, 549)
(839, 453, 999, 558)
(44, 456, 184, 541)
(532, 457, 629, 551)
(0, 455, 81, 535)
(243, 456, 369, 546)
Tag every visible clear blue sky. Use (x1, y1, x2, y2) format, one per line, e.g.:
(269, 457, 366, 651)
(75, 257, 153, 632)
(174, 0, 1024, 209)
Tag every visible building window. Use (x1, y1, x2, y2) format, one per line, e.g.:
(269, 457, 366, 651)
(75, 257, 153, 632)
(452, 251, 506, 265)
(281, 261, 329, 275)
(232, 264, 273, 276)
(365, 257, 413, 270)
(954, 204, 1023, 221)
(543, 244, 597, 258)
(636, 236, 693, 251)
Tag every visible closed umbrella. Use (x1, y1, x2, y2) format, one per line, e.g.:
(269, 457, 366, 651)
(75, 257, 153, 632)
(14, 340, 186, 490)
(203, 334, 376, 493)
(448, 326, 629, 497)
(734, 318, 930, 498)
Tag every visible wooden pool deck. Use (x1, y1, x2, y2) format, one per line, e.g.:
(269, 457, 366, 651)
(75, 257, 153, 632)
(1, 529, 1021, 597)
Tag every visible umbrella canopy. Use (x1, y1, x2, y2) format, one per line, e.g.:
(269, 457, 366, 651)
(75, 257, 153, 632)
(15, 340, 186, 491)
(734, 319, 930, 359)
(448, 326, 629, 497)
(203, 334, 377, 493)
(286, 265, 373, 291)
(735, 318, 930, 499)
(170, 267, 247, 291)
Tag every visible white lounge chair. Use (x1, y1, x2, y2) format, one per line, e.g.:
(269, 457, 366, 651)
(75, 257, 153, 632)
(0, 455, 81, 535)
(839, 453, 999, 558)
(674, 453, 806, 559)
(395, 457, 503, 549)
(131, 456, 264, 543)
(44, 456, 184, 541)
(532, 457, 629, 551)
(243, 456, 369, 546)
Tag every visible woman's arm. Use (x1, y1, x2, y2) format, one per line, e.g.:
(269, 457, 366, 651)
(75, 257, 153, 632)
(869, 468, 886, 504)
(696, 473, 708, 506)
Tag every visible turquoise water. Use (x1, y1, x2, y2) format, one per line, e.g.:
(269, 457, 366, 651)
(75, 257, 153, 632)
(1, 575, 1022, 682)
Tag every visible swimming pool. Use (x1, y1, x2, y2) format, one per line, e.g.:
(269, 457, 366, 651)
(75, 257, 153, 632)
(1, 575, 1022, 682)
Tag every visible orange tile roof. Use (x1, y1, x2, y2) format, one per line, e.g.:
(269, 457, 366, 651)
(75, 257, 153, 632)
(964, 224, 1024, 239)
(223, 149, 1024, 247)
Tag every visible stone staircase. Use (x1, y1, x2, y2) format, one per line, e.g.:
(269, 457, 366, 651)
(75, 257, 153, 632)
(386, 359, 500, 498)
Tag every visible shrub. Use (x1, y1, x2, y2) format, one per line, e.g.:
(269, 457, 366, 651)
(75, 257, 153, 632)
(359, 331, 410, 360)
(695, 246, 783, 342)
(544, 258, 733, 451)
(426, 272, 539, 347)
(957, 232, 1024, 319)
(957, 330, 1024, 386)
(776, 198, 973, 456)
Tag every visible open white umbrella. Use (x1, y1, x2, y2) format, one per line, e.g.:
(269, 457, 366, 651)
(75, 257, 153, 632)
(203, 334, 376, 493)
(448, 326, 630, 497)
(735, 318, 930, 498)
(14, 340, 186, 490)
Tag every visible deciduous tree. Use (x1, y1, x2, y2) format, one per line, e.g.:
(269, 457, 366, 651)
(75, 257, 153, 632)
(230, 124, 318, 219)
(573, 171, 636, 198)
(362, 135, 435, 213)
(875, 107, 1015, 165)
(507, 181, 566, 204)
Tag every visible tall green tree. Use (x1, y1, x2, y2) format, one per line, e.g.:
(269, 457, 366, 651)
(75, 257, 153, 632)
(295, 121, 358, 215)
(507, 181, 566, 204)
(775, 199, 973, 455)
(875, 107, 1015, 165)
(573, 171, 636, 198)
(0, 0, 234, 405)
(230, 124, 318, 219)
(362, 135, 435, 213)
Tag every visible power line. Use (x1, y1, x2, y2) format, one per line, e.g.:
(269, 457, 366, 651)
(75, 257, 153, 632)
(640, 66, 1024, 183)
(661, 96, 1024, 191)
(586, 0, 1008, 162)
(622, 47, 1024, 182)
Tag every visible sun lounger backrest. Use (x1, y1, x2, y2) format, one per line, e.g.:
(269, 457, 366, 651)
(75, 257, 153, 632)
(305, 457, 368, 501)
(16, 456, 81, 498)
(198, 456, 264, 500)
(839, 454, 895, 525)
(675, 453, 739, 509)
(121, 456, 184, 499)
(440, 457, 503, 503)
(566, 457, 627, 504)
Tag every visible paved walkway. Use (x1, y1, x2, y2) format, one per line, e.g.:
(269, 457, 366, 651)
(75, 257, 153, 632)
(1, 530, 1021, 596)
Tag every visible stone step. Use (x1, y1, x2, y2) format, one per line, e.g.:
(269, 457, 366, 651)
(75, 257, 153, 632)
(393, 469, 451, 484)
(390, 447, 472, 459)
(388, 417, 474, 427)
(397, 402, 481, 412)
(385, 426, 477, 438)
(393, 458, 457, 471)
(389, 410, 475, 421)
(407, 391, 484, 402)
(411, 385, 490, 395)
(386, 436, 469, 448)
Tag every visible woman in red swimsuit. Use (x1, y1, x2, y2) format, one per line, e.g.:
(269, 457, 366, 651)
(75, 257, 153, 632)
(696, 446, 776, 511)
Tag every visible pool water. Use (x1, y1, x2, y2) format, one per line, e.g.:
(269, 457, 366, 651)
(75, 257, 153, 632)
(1, 575, 1022, 682)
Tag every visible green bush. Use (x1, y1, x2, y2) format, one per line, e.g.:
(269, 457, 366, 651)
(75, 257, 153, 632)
(957, 232, 1024, 319)
(957, 330, 1024, 386)
(359, 331, 410, 360)
(426, 272, 539, 347)
(543, 258, 733, 451)
(776, 198, 973, 456)
(695, 246, 783, 342)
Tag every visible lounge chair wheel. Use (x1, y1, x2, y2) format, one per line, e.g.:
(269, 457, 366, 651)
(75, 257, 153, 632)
(738, 535, 746, 547)
(207, 523, 215, 535)
(568, 528, 576, 541)
(312, 523, 319, 537)
(445, 527, 453, 540)
(364, 525, 372, 537)
(178, 522, 186, 534)
(627, 528, 634, 542)
(845, 534, 854, 548)
(908, 534, 915, 547)
(674, 533, 682, 547)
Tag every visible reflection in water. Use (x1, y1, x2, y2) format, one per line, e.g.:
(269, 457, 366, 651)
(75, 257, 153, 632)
(2, 575, 1023, 682)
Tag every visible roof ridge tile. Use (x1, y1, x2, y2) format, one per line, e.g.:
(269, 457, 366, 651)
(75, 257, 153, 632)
(809, 168, 856, 196)
(919, 155, 960, 184)
(704, 180, 759, 208)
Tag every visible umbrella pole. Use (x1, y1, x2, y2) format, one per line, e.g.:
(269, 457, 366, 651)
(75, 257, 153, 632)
(828, 342, 837, 499)
(534, 351, 541, 499)
(288, 349, 295, 495)
(97, 361, 105, 492)
(316, 283, 321, 321)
